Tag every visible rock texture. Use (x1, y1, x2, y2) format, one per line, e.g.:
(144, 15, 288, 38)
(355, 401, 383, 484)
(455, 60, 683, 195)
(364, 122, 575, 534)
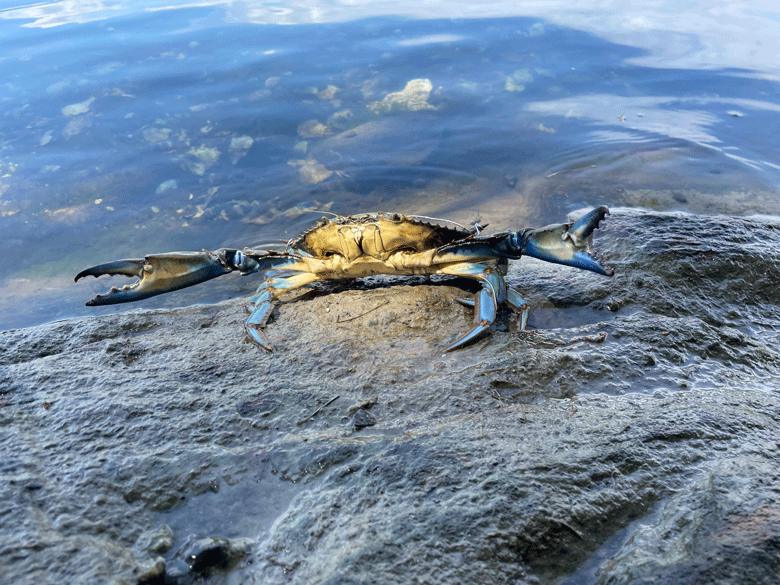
(3, 209, 780, 584)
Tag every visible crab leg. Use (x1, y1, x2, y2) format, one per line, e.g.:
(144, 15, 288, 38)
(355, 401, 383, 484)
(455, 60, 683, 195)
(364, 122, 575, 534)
(244, 272, 319, 350)
(456, 285, 529, 330)
(437, 263, 507, 351)
(506, 287, 530, 330)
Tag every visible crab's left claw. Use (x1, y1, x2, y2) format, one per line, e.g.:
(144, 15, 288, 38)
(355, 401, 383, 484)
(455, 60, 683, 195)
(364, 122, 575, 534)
(522, 206, 614, 276)
(75, 251, 235, 305)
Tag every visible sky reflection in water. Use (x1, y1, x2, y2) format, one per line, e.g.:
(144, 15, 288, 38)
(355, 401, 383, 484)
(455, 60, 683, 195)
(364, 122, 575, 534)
(1, 0, 779, 330)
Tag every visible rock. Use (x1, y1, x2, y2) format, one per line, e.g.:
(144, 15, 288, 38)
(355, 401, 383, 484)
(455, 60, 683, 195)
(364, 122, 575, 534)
(504, 68, 533, 92)
(308, 115, 437, 169)
(61, 96, 95, 116)
(3, 210, 780, 584)
(142, 127, 172, 143)
(182, 536, 251, 574)
(154, 179, 177, 195)
(317, 85, 340, 100)
(185, 144, 220, 176)
(368, 79, 436, 113)
(138, 525, 174, 554)
(352, 408, 376, 429)
(288, 158, 333, 184)
(297, 119, 330, 138)
(229, 135, 254, 163)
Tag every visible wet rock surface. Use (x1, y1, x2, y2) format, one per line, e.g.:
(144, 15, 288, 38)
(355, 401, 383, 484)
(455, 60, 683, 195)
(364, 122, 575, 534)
(3, 209, 780, 584)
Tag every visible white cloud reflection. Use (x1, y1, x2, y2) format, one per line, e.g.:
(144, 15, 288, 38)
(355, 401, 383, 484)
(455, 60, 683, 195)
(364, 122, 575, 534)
(526, 94, 724, 146)
(525, 93, 780, 171)
(1, 1, 779, 78)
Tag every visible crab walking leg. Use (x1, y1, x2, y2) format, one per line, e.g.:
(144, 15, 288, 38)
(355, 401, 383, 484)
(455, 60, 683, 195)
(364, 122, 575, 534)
(436, 263, 507, 351)
(455, 285, 530, 330)
(244, 272, 320, 350)
(505, 287, 530, 330)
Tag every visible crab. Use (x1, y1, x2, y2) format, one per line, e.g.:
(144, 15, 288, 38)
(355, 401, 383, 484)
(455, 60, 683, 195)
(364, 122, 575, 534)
(75, 207, 613, 351)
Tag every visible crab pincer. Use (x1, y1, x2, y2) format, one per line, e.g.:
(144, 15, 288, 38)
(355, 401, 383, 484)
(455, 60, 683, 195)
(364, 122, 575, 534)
(75, 251, 235, 305)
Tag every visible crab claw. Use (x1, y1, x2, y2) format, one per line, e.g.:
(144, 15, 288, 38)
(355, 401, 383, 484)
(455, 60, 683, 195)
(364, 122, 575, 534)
(522, 206, 613, 276)
(75, 251, 234, 305)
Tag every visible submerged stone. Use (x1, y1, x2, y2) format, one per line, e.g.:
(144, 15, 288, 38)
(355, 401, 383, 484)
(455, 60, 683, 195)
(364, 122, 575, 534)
(368, 79, 436, 113)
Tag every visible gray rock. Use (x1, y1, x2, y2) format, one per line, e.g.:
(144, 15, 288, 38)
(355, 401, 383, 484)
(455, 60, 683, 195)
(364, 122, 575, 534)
(352, 408, 377, 430)
(2, 209, 780, 584)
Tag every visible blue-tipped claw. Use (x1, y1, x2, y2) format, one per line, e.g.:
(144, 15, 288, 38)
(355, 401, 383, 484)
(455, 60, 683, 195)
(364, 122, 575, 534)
(565, 206, 609, 248)
(75, 252, 232, 305)
(523, 207, 613, 276)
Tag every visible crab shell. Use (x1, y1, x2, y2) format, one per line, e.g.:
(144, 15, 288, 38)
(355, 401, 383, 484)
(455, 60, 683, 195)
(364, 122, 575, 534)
(285, 213, 485, 277)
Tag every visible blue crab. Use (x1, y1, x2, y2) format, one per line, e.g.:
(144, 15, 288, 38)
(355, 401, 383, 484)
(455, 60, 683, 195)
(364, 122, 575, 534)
(75, 207, 613, 351)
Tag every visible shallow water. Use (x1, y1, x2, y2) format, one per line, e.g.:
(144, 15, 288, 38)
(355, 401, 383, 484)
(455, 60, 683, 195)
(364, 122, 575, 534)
(1, 1, 779, 330)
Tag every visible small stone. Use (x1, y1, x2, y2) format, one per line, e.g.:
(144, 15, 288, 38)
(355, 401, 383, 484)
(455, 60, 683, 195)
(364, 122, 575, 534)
(186, 145, 220, 175)
(353, 409, 377, 430)
(187, 537, 231, 572)
(368, 79, 435, 113)
(229, 135, 254, 163)
(135, 557, 166, 582)
(298, 161, 333, 185)
(142, 127, 172, 143)
(61, 97, 95, 116)
(298, 119, 330, 138)
(318, 85, 339, 100)
(504, 69, 533, 92)
(229, 135, 254, 152)
(138, 525, 175, 554)
(172, 536, 252, 576)
(155, 180, 177, 194)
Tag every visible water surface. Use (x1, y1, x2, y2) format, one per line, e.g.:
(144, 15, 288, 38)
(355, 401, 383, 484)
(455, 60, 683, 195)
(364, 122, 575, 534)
(1, 0, 779, 330)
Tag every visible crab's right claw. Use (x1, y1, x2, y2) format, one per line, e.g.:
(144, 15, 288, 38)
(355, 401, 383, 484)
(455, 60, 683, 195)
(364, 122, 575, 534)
(75, 251, 234, 305)
(523, 206, 614, 276)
